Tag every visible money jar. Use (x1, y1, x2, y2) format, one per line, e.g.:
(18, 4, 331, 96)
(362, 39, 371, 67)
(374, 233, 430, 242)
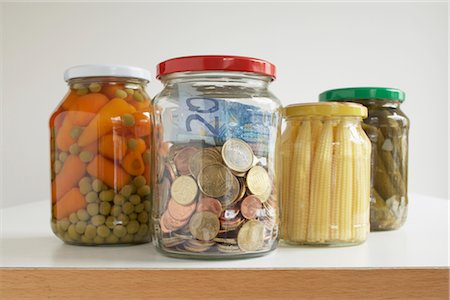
(49, 65, 153, 245)
(319, 87, 409, 231)
(281, 102, 371, 246)
(152, 55, 282, 258)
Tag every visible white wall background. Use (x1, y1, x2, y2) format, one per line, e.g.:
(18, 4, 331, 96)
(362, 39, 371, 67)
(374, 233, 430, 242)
(0, 2, 448, 208)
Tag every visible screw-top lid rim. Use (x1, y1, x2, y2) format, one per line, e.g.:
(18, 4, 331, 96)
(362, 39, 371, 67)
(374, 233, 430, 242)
(64, 64, 151, 82)
(284, 102, 368, 118)
(319, 87, 405, 103)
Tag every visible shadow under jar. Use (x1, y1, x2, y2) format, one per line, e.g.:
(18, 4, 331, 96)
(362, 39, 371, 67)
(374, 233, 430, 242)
(319, 87, 409, 231)
(281, 103, 371, 246)
(49, 64, 153, 245)
(151, 55, 282, 259)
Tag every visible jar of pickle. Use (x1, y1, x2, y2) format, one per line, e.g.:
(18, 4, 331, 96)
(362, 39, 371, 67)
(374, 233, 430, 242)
(319, 87, 409, 231)
(281, 103, 371, 246)
(152, 55, 281, 258)
(49, 64, 153, 245)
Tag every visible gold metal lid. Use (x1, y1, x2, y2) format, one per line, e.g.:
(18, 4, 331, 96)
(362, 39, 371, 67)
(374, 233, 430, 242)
(284, 102, 368, 118)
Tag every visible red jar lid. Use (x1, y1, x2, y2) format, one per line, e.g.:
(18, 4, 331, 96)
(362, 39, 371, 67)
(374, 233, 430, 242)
(156, 55, 276, 79)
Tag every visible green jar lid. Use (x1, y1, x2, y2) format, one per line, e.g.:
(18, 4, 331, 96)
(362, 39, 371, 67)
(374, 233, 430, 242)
(319, 87, 405, 103)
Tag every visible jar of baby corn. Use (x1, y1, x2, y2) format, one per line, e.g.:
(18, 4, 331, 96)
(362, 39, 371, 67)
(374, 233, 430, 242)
(281, 102, 371, 246)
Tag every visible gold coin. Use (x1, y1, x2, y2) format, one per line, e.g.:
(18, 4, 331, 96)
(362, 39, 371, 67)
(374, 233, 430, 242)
(246, 166, 271, 199)
(220, 174, 240, 207)
(221, 139, 254, 172)
(170, 175, 198, 205)
(189, 211, 220, 241)
(197, 164, 233, 198)
(188, 148, 222, 178)
(237, 220, 265, 252)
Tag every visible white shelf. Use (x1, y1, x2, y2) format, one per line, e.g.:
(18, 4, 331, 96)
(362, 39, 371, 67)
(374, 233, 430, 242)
(1, 193, 448, 269)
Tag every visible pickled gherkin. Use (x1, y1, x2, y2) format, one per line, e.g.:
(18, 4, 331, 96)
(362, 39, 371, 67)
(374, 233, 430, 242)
(319, 87, 409, 231)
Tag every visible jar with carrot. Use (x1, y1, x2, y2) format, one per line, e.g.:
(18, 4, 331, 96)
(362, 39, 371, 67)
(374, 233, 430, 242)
(49, 65, 153, 245)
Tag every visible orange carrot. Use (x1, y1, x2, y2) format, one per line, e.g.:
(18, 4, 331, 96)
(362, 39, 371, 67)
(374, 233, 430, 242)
(51, 181, 57, 204)
(61, 90, 79, 110)
(82, 142, 98, 154)
(132, 138, 147, 154)
(102, 84, 133, 100)
(49, 107, 65, 130)
(99, 134, 127, 160)
(77, 98, 136, 147)
(67, 93, 109, 126)
(54, 155, 87, 200)
(144, 164, 151, 185)
(55, 112, 77, 152)
(129, 99, 151, 111)
(53, 188, 86, 219)
(87, 155, 130, 189)
(122, 151, 145, 176)
(132, 111, 151, 137)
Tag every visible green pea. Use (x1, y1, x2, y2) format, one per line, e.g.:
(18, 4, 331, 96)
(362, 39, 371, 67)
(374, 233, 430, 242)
(122, 113, 135, 127)
(106, 234, 119, 244)
(129, 194, 141, 205)
(88, 83, 102, 93)
(94, 236, 104, 244)
(84, 224, 97, 239)
(137, 185, 150, 197)
(113, 194, 126, 205)
(91, 215, 105, 226)
(127, 138, 137, 150)
(143, 150, 151, 164)
(138, 211, 148, 224)
(113, 225, 127, 238)
(120, 234, 134, 243)
(68, 224, 81, 240)
(134, 203, 144, 214)
(87, 203, 99, 216)
(79, 181, 92, 195)
(133, 176, 146, 188)
(69, 143, 80, 155)
(54, 160, 63, 174)
(143, 200, 151, 212)
(124, 88, 135, 95)
(117, 214, 129, 226)
(79, 177, 92, 187)
(59, 152, 69, 162)
(81, 235, 93, 244)
(126, 220, 139, 234)
(122, 202, 134, 215)
(99, 190, 115, 202)
(120, 185, 134, 198)
(99, 202, 111, 215)
(70, 126, 83, 139)
(76, 88, 89, 96)
(79, 151, 93, 163)
(69, 213, 79, 224)
(77, 209, 89, 221)
(105, 216, 116, 229)
(63, 232, 72, 242)
(129, 213, 137, 220)
(97, 225, 110, 238)
(72, 83, 84, 90)
(51, 222, 58, 234)
(86, 191, 99, 203)
(59, 218, 70, 231)
(134, 91, 144, 102)
(137, 224, 149, 236)
(115, 89, 128, 99)
(111, 205, 122, 217)
(92, 179, 104, 192)
(75, 221, 87, 234)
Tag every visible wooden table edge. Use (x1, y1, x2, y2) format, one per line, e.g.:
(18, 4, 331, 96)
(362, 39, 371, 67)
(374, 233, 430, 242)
(1, 267, 448, 299)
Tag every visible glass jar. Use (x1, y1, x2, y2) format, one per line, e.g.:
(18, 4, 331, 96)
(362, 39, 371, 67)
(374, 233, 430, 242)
(49, 64, 153, 245)
(319, 87, 409, 231)
(281, 103, 371, 246)
(152, 55, 281, 258)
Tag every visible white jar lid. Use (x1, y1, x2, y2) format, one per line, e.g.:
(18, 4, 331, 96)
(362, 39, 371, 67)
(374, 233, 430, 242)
(64, 64, 151, 82)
